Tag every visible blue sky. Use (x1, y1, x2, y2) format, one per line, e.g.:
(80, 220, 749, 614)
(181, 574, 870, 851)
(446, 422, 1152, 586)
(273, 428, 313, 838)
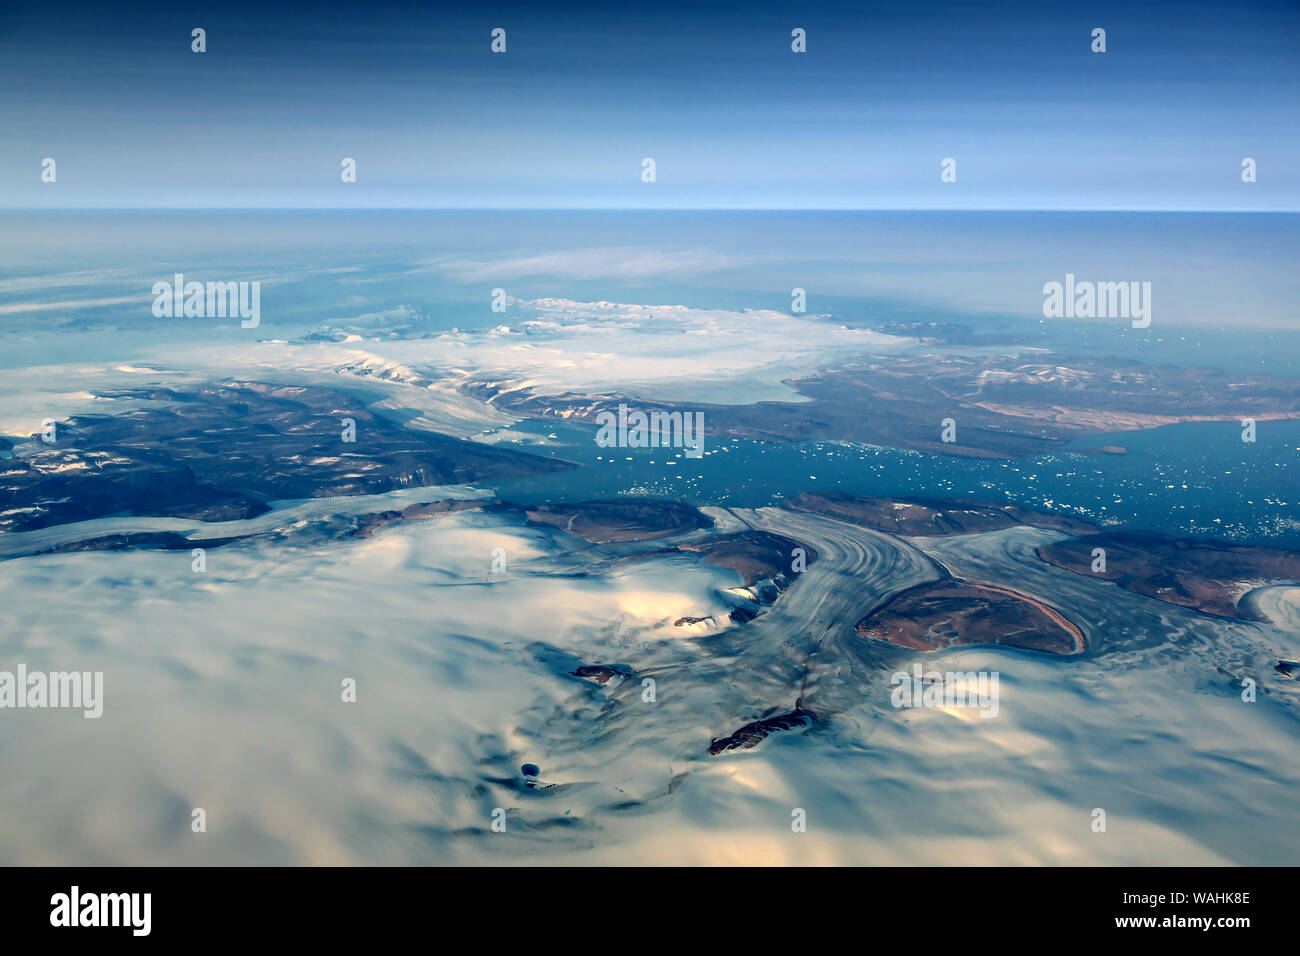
(2, 0, 1298, 209)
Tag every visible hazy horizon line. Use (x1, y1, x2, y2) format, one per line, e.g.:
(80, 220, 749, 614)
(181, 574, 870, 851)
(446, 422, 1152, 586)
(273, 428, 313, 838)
(4, 206, 1299, 214)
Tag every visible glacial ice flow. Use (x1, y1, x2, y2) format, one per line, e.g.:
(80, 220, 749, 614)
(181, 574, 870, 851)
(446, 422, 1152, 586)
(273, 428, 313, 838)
(0, 298, 1296, 865)
(0, 503, 1296, 864)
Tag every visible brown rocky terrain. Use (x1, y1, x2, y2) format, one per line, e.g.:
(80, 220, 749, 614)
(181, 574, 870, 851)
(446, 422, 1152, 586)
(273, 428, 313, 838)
(784, 490, 1097, 537)
(708, 707, 815, 755)
(856, 581, 1085, 655)
(1037, 532, 1300, 619)
(467, 351, 1300, 459)
(676, 530, 815, 585)
(350, 498, 503, 537)
(572, 665, 630, 684)
(523, 498, 711, 543)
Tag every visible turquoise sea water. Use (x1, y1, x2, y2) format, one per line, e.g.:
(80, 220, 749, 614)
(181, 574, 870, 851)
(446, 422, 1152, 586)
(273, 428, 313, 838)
(490, 417, 1300, 548)
(3, 210, 1297, 546)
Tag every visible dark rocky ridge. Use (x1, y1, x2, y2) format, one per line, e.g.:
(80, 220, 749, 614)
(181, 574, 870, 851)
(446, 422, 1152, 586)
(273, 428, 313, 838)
(30, 531, 246, 555)
(0, 381, 571, 533)
(709, 707, 815, 755)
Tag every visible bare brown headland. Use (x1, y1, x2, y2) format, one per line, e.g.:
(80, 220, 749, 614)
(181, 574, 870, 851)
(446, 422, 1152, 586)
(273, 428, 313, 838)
(524, 498, 711, 543)
(785, 490, 1097, 537)
(1038, 532, 1300, 619)
(675, 530, 815, 586)
(856, 581, 1085, 655)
